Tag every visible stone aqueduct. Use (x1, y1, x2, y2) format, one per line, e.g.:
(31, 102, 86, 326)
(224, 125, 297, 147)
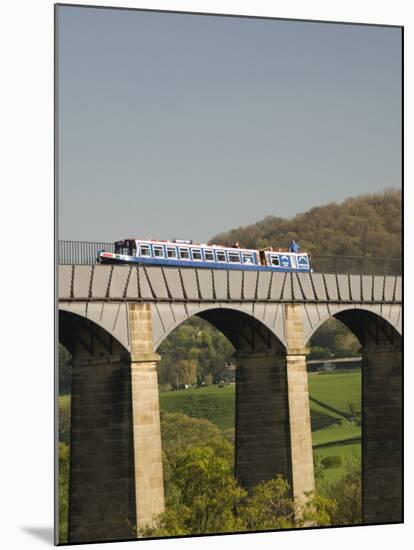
(58, 264, 402, 542)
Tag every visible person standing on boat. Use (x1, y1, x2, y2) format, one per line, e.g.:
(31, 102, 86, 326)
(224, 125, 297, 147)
(289, 239, 300, 253)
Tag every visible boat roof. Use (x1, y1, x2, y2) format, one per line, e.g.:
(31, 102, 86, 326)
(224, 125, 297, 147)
(129, 238, 257, 254)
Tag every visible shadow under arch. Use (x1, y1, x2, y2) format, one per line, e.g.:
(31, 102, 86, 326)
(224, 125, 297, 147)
(59, 308, 129, 359)
(155, 306, 286, 356)
(153, 303, 286, 352)
(155, 306, 293, 495)
(306, 307, 402, 525)
(304, 305, 402, 346)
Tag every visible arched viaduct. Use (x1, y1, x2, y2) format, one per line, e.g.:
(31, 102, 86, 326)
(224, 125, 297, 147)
(58, 264, 402, 542)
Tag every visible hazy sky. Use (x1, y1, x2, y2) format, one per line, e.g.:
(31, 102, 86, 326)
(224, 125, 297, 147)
(57, 6, 401, 243)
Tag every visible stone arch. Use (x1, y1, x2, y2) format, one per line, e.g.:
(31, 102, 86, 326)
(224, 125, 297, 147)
(152, 302, 287, 351)
(302, 304, 401, 347)
(59, 308, 129, 360)
(154, 305, 286, 356)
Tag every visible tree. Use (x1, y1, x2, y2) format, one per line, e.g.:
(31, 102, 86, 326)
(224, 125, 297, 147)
(210, 189, 401, 263)
(160, 412, 234, 501)
(301, 492, 338, 527)
(59, 398, 71, 444)
(139, 445, 246, 536)
(59, 442, 70, 542)
(320, 457, 361, 525)
(309, 318, 360, 360)
(59, 344, 72, 395)
(168, 359, 197, 388)
(140, 412, 351, 538)
(173, 446, 246, 534)
(157, 317, 235, 386)
(238, 475, 295, 530)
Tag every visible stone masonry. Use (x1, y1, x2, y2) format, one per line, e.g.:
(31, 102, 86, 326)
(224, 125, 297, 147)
(235, 352, 291, 492)
(128, 303, 165, 529)
(68, 356, 136, 542)
(362, 348, 403, 524)
(284, 304, 315, 508)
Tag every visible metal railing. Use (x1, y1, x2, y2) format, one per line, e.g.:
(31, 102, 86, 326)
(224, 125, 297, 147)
(58, 240, 402, 275)
(59, 240, 115, 265)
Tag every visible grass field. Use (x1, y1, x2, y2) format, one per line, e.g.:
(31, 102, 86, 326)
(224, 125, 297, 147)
(314, 442, 361, 486)
(160, 384, 235, 431)
(308, 372, 361, 416)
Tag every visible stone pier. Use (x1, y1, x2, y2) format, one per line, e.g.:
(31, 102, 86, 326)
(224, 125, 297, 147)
(68, 355, 136, 542)
(235, 352, 291, 492)
(234, 304, 315, 509)
(284, 304, 315, 508)
(128, 303, 165, 529)
(362, 348, 403, 524)
(66, 304, 164, 542)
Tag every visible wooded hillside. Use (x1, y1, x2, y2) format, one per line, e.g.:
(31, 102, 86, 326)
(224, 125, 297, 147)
(210, 189, 401, 258)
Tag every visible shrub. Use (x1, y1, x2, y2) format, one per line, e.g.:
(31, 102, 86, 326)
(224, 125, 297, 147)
(321, 455, 342, 469)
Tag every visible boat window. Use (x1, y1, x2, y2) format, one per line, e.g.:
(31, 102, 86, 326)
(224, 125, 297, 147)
(242, 253, 254, 264)
(204, 249, 214, 261)
(153, 245, 164, 258)
(228, 251, 241, 263)
(166, 246, 178, 259)
(271, 255, 280, 266)
(179, 248, 190, 259)
(216, 250, 226, 262)
(192, 248, 202, 260)
(140, 245, 151, 257)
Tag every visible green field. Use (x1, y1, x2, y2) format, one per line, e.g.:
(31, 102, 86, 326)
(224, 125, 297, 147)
(314, 442, 361, 485)
(160, 384, 235, 431)
(308, 372, 361, 415)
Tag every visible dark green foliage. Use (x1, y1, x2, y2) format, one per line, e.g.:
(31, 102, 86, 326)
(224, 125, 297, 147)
(168, 446, 246, 534)
(313, 454, 325, 479)
(320, 457, 361, 525)
(321, 455, 342, 469)
(141, 413, 339, 536)
(302, 493, 338, 527)
(143, 413, 245, 536)
(140, 443, 247, 537)
(59, 344, 72, 395)
(210, 189, 401, 258)
(157, 317, 234, 386)
(59, 442, 70, 543)
(309, 318, 360, 360)
(160, 411, 234, 503)
(152, 414, 298, 535)
(238, 475, 295, 530)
